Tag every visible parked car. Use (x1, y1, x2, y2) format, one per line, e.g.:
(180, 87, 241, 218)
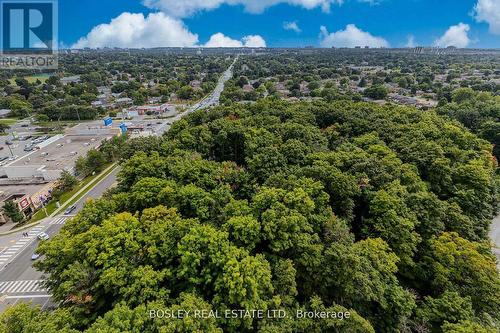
(8, 155, 18, 161)
(64, 205, 77, 215)
(31, 253, 41, 260)
(37, 232, 49, 240)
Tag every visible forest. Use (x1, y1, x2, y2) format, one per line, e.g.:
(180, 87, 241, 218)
(1, 99, 498, 333)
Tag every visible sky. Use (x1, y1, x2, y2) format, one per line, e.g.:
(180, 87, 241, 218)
(59, 0, 500, 49)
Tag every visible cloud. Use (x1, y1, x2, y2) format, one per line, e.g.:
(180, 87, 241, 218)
(72, 12, 198, 48)
(405, 35, 416, 47)
(474, 0, 500, 35)
(283, 21, 301, 33)
(142, 0, 384, 17)
(242, 35, 267, 47)
(72, 12, 266, 49)
(319, 24, 389, 48)
(433, 23, 471, 48)
(204, 33, 266, 47)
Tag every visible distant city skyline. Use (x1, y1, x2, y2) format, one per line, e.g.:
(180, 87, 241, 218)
(60, 0, 499, 49)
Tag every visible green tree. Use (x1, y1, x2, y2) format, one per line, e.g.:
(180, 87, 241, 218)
(0, 303, 78, 333)
(2, 200, 24, 223)
(428, 232, 500, 319)
(441, 320, 497, 333)
(364, 84, 388, 99)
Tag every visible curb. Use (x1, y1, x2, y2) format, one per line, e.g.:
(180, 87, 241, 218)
(0, 220, 44, 236)
(49, 163, 117, 218)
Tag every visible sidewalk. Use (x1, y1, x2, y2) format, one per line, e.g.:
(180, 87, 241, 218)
(49, 163, 117, 218)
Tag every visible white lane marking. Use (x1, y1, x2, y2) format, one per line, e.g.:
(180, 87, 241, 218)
(49, 217, 68, 225)
(0, 280, 48, 294)
(0, 223, 51, 270)
(5, 294, 51, 299)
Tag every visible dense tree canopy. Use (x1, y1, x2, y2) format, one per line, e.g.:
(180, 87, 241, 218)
(3, 99, 498, 332)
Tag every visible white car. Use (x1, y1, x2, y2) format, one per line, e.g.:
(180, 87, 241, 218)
(8, 155, 18, 161)
(37, 232, 49, 241)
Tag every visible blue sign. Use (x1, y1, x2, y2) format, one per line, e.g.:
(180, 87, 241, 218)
(103, 117, 112, 127)
(119, 122, 127, 134)
(1, 0, 57, 54)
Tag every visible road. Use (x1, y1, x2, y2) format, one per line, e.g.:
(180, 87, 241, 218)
(490, 214, 500, 271)
(0, 166, 120, 311)
(156, 55, 237, 135)
(0, 57, 238, 312)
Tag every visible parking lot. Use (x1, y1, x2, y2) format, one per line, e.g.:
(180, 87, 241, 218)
(0, 121, 45, 163)
(8, 134, 109, 173)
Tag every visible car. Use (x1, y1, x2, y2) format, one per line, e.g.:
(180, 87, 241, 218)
(5, 141, 12, 145)
(0, 156, 8, 162)
(20, 124, 29, 127)
(37, 232, 49, 241)
(31, 253, 41, 260)
(64, 205, 76, 215)
(8, 155, 18, 161)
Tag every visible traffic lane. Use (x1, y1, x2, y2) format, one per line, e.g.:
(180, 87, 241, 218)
(0, 223, 63, 282)
(0, 294, 54, 312)
(74, 166, 120, 212)
(0, 223, 64, 313)
(0, 166, 120, 281)
(490, 214, 500, 270)
(0, 295, 54, 313)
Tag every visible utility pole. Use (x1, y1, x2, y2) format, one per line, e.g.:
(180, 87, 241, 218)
(6, 143, 13, 157)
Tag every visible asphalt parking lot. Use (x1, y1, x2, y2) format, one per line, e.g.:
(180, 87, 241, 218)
(9, 135, 107, 171)
(0, 121, 44, 162)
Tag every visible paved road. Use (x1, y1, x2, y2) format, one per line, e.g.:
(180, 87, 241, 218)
(0, 56, 237, 312)
(490, 214, 500, 271)
(0, 167, 120, 311)
(156, 56, 237, 135)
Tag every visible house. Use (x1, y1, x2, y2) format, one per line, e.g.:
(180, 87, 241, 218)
(91, 101, 103, 108)
(190, 80, 202, 89)
(61, 75, 81, 85)
(135, 103, 175, 116)
(242, 84, 254, 92)
(115, 97, 133, 106)
(97, 94, 109, 103)
(148, 97, 162, 104)
(97, 86, 112, 94)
